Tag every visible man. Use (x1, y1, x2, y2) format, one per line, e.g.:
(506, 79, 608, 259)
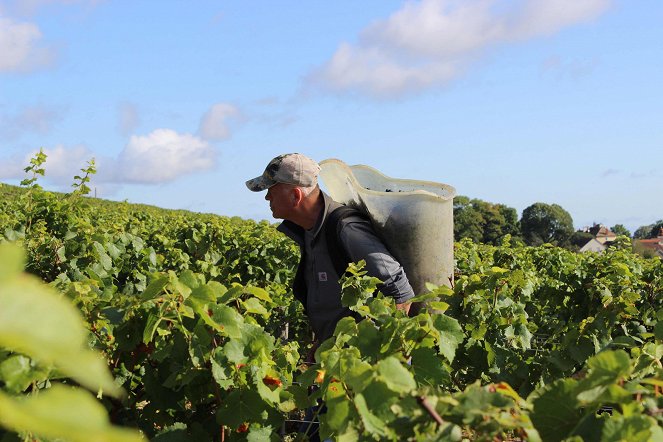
(246, 153, 414, 344)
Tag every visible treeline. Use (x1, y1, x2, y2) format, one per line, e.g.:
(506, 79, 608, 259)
(454, 195, 662, 250)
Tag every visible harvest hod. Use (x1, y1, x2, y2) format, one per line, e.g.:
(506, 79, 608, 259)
(1, 175, 663, 441)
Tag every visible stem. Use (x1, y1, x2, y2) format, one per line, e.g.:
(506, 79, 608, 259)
(417, 396, 445, 426)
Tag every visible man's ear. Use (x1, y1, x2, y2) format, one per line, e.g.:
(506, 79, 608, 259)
(291, 187, 304, 206)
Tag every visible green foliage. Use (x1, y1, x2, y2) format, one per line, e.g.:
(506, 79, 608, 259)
(649, 220, 663, 239)
(634, 226, 651, 239)
(570, 230, 595, 250)
(611, 224, 631, 238)
(2, 160, 663, 439)
(453, 195, 520, 245)
(633, 222, 660, 240)
(19, 148, 47, 190)
(0, 243, 143, 441)
(520, 202, 575, 247)
(69, 158, 96, 198)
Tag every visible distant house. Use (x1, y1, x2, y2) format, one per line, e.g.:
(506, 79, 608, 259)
(635, 228, 663, 259)
(592, 225, 617, 244)
(578, 224, 617, 253)
(579, 238, 608, 253)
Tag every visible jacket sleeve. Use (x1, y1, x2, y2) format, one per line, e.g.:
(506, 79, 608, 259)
(338, 219, 415, 304)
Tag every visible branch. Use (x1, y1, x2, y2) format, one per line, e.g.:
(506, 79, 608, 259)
(417, 396, 445, 426)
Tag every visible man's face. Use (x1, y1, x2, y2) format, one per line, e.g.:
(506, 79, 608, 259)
(265, 183, 295, 219)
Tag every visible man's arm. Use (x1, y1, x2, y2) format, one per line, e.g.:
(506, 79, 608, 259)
(339, 220, 415, 308)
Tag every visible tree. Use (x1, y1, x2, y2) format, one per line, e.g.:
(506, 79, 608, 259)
(633, 220, 663, 239)
(610, 224, 631, 238)
(453, 196, 520, 244)
(633, 224, 653, 239)
(498, 205, 520, 238)
(454, 196, 484, 243)
(520, 202, 574, 247)
(569, 231, 594, 250)
(649, 220, 663, 238)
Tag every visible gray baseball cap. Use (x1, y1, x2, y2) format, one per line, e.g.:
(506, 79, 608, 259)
(246, 153, 321, 192)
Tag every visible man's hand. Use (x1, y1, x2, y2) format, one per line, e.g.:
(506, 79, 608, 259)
(396, 302, 411, 315)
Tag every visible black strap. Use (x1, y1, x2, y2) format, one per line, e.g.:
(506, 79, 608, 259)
(290, 205, 368, 313)
(325, 205, 367, 278)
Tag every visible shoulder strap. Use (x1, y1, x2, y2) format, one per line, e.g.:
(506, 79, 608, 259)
(325, 205, 367, 278)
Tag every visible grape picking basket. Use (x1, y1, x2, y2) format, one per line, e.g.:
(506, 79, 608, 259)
(319, 158, 456, 298)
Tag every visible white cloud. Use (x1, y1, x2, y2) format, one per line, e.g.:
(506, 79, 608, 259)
(0, 129, 216, 187)
(0, 15, 56, 72)
(0, 153, 26, 180)
(115, 129, 217, 184)
(307, 0, 611, 98)
(0, 144, 94, 186)
(198, 103, 240, 141)
(0, 105, 65, 139)
(117, 102, 140, 136)
(7, 0, 101, 16)
(40, 144, 96, 184)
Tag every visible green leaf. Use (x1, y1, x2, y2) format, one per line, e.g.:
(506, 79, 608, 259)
(242, 297, 270, 317)
(222, 339, 248, 365)
(244, 286, 272, 303)
(141, 275, 169, 301)
(142, 313, 162, 344)
(0, 386, 143, 442)
(505, 323, 533, 349)
(177, 269, 201, 289)
(0, 244, 121, 397)
(0, 355, 48, 394)
(210, 350, 234, 390)
(353, 393, 388, 437)
(339, 354, 374, 392)
(601, 414, 655, 442)
(432, 314, 464, 363)
(207, 304, 244, 338)
(253, 368, 281, 405)
(93, 242, 113, 271)
(0, 245, 24, 281)
(324, 381, 351, 433)
(410, 347, 450, 386)
(654, 321, 663, 341)
(247, 426, 273, 442)
(105, 243, 121, 259)
(582, 350, 632, 387)
(216, 389, 269, 428)
(531, 379, 581, 442)
(189, 284, 217, 305)
(427, 301, 449, 312)
(219, 285, 244, 304)
(376, 357, 416, 394)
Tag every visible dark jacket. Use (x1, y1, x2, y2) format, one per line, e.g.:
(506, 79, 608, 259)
(278, 192, 414, 341)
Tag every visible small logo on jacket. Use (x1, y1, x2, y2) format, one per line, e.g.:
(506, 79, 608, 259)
(318, 272, 328, 282)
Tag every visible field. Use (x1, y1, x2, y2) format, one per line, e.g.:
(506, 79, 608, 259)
(1, 177, 663, 441)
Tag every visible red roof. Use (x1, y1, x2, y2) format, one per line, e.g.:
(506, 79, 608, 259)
(636, 237, 663, 257)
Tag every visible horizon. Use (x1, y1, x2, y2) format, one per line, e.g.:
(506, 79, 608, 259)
(1, 0, 661, 234)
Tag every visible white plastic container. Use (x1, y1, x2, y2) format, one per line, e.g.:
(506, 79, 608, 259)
(319, 159, 456, 297)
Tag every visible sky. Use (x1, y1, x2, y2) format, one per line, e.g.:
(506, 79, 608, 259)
(1, 0, 661, 233)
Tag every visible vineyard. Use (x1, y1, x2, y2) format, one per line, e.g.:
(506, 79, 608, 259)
(1, 159, 663, 441)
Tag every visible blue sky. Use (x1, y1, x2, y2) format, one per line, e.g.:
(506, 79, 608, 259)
(1, 0, 661, 233)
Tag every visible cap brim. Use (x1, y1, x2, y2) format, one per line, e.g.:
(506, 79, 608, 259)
(245, 175, 276, 192)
